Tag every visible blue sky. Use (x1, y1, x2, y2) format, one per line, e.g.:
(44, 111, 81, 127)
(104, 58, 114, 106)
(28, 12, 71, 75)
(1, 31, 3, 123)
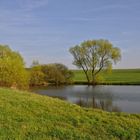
(0, 0, 140, 68)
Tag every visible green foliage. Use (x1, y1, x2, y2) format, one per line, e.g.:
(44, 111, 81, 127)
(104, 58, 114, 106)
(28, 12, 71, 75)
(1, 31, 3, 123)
(30, 65, 46, 86)
(29, 63, 73, 86)
(94, 74, 104, 84)
(69, 39, 121, 84)
(41, 63, 73, 85)
(0, 45, 29, 89)
(42, 64, 65, 85)
(0, 88, 140, 140)
(54, 63, 73, 84)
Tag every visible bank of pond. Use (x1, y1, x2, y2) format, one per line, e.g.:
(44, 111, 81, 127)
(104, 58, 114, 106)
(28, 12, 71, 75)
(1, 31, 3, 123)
(0, 88, 140, 139)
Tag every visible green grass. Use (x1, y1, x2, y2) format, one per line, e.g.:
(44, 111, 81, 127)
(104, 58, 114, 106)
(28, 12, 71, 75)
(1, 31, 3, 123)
(0, 88, 140, 139)
(72, 69, 140, 85)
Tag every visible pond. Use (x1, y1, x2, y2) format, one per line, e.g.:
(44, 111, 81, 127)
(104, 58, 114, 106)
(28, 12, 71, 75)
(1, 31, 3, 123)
(32, 85, 140, 113)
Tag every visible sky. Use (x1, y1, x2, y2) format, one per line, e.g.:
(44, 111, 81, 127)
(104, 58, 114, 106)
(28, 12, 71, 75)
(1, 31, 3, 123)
(0, 0, 140, 69)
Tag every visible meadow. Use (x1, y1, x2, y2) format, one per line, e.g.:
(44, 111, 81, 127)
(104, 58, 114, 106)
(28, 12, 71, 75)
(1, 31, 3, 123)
(0, 88, 140, 140)
(72, 69, 140, 85)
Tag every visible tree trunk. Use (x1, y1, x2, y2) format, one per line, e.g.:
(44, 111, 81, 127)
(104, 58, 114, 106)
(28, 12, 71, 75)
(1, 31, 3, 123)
(82, 69, 90, 85)
(85, 71, 90, 85)
(92, 76, 96, 85)
(91, 69, 96, 85)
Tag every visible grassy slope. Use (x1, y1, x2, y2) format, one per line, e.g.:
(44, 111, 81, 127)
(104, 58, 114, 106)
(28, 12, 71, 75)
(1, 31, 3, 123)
(72, 69, 140, 84)
(0, 88, 140, 140)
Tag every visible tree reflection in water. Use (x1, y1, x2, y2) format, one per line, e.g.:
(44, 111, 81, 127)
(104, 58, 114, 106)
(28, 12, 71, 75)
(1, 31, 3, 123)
(33, 85, 140, 113)
(76, 97, 121, 112)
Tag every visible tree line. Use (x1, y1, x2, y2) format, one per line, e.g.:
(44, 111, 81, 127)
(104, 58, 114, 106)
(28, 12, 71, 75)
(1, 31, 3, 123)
(0, 45, 73, 89)
(30, 62, 73, 86)
(0, 39, 121, 89)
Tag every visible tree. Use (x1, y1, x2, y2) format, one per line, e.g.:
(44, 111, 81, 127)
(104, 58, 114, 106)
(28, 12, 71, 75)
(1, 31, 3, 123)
(29, 63, 73, 86)
(41, 63, 73, 85)
(30, 65, 46, 86)
(0, 45, 29, 89)
(31, 60, 40, 67)
(69, 39, 121, 84)
(54, 63, 73, 83)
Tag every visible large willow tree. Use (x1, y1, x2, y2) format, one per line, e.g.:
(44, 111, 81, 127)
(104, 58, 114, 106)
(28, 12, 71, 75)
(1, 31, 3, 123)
(0, 45, 29, 89)
(69, 39, 121, 84)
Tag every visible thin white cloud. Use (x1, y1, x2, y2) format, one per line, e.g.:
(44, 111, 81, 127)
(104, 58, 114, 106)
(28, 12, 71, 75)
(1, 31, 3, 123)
(17, 0, 48, 11)
(48, 16, 122, 22)
(56, 17, 97, 21)
(81, 4, 129, 14)
(112, 39, 131, 44)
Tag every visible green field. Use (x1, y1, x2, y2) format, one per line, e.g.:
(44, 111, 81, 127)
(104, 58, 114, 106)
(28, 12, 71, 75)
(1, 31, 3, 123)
(72, 69, 140, 85)
(0, 88, 140, 139)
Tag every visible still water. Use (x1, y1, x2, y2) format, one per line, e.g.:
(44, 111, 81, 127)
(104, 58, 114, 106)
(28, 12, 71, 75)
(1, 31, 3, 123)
(33, 85, 140, 113)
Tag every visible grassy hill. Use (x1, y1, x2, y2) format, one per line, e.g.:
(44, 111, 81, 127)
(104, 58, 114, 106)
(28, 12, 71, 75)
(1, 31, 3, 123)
(72, 69, 140, 85)
(0, 88, 140, 140)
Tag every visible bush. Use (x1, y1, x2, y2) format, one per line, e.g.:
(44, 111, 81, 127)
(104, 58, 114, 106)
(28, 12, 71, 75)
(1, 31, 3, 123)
(29, 65, 46, 86)
(41, 63, 73, 85)
(0, 45, 29, 89)
(30, 63, 73, 86)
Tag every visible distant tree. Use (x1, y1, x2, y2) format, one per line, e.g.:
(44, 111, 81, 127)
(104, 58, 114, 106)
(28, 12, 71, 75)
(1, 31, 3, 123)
(0, 45, 29, 89)
(54, 63, 73, 83)
(41, 63, 73, 85)
(30, 65, 46, 86)
(31, 60, 40, 67)
(44, 64, 65, 85)
(69, 39, 121, 84)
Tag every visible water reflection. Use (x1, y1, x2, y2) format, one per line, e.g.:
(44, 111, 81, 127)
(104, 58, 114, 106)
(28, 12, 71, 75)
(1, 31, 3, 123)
(75, 97, 121, 112)
(32, 85, 140, 113)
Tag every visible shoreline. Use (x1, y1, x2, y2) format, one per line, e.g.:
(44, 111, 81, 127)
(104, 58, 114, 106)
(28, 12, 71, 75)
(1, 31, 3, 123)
(30, 82, 140, 89)
(73, 81, 140, 86)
